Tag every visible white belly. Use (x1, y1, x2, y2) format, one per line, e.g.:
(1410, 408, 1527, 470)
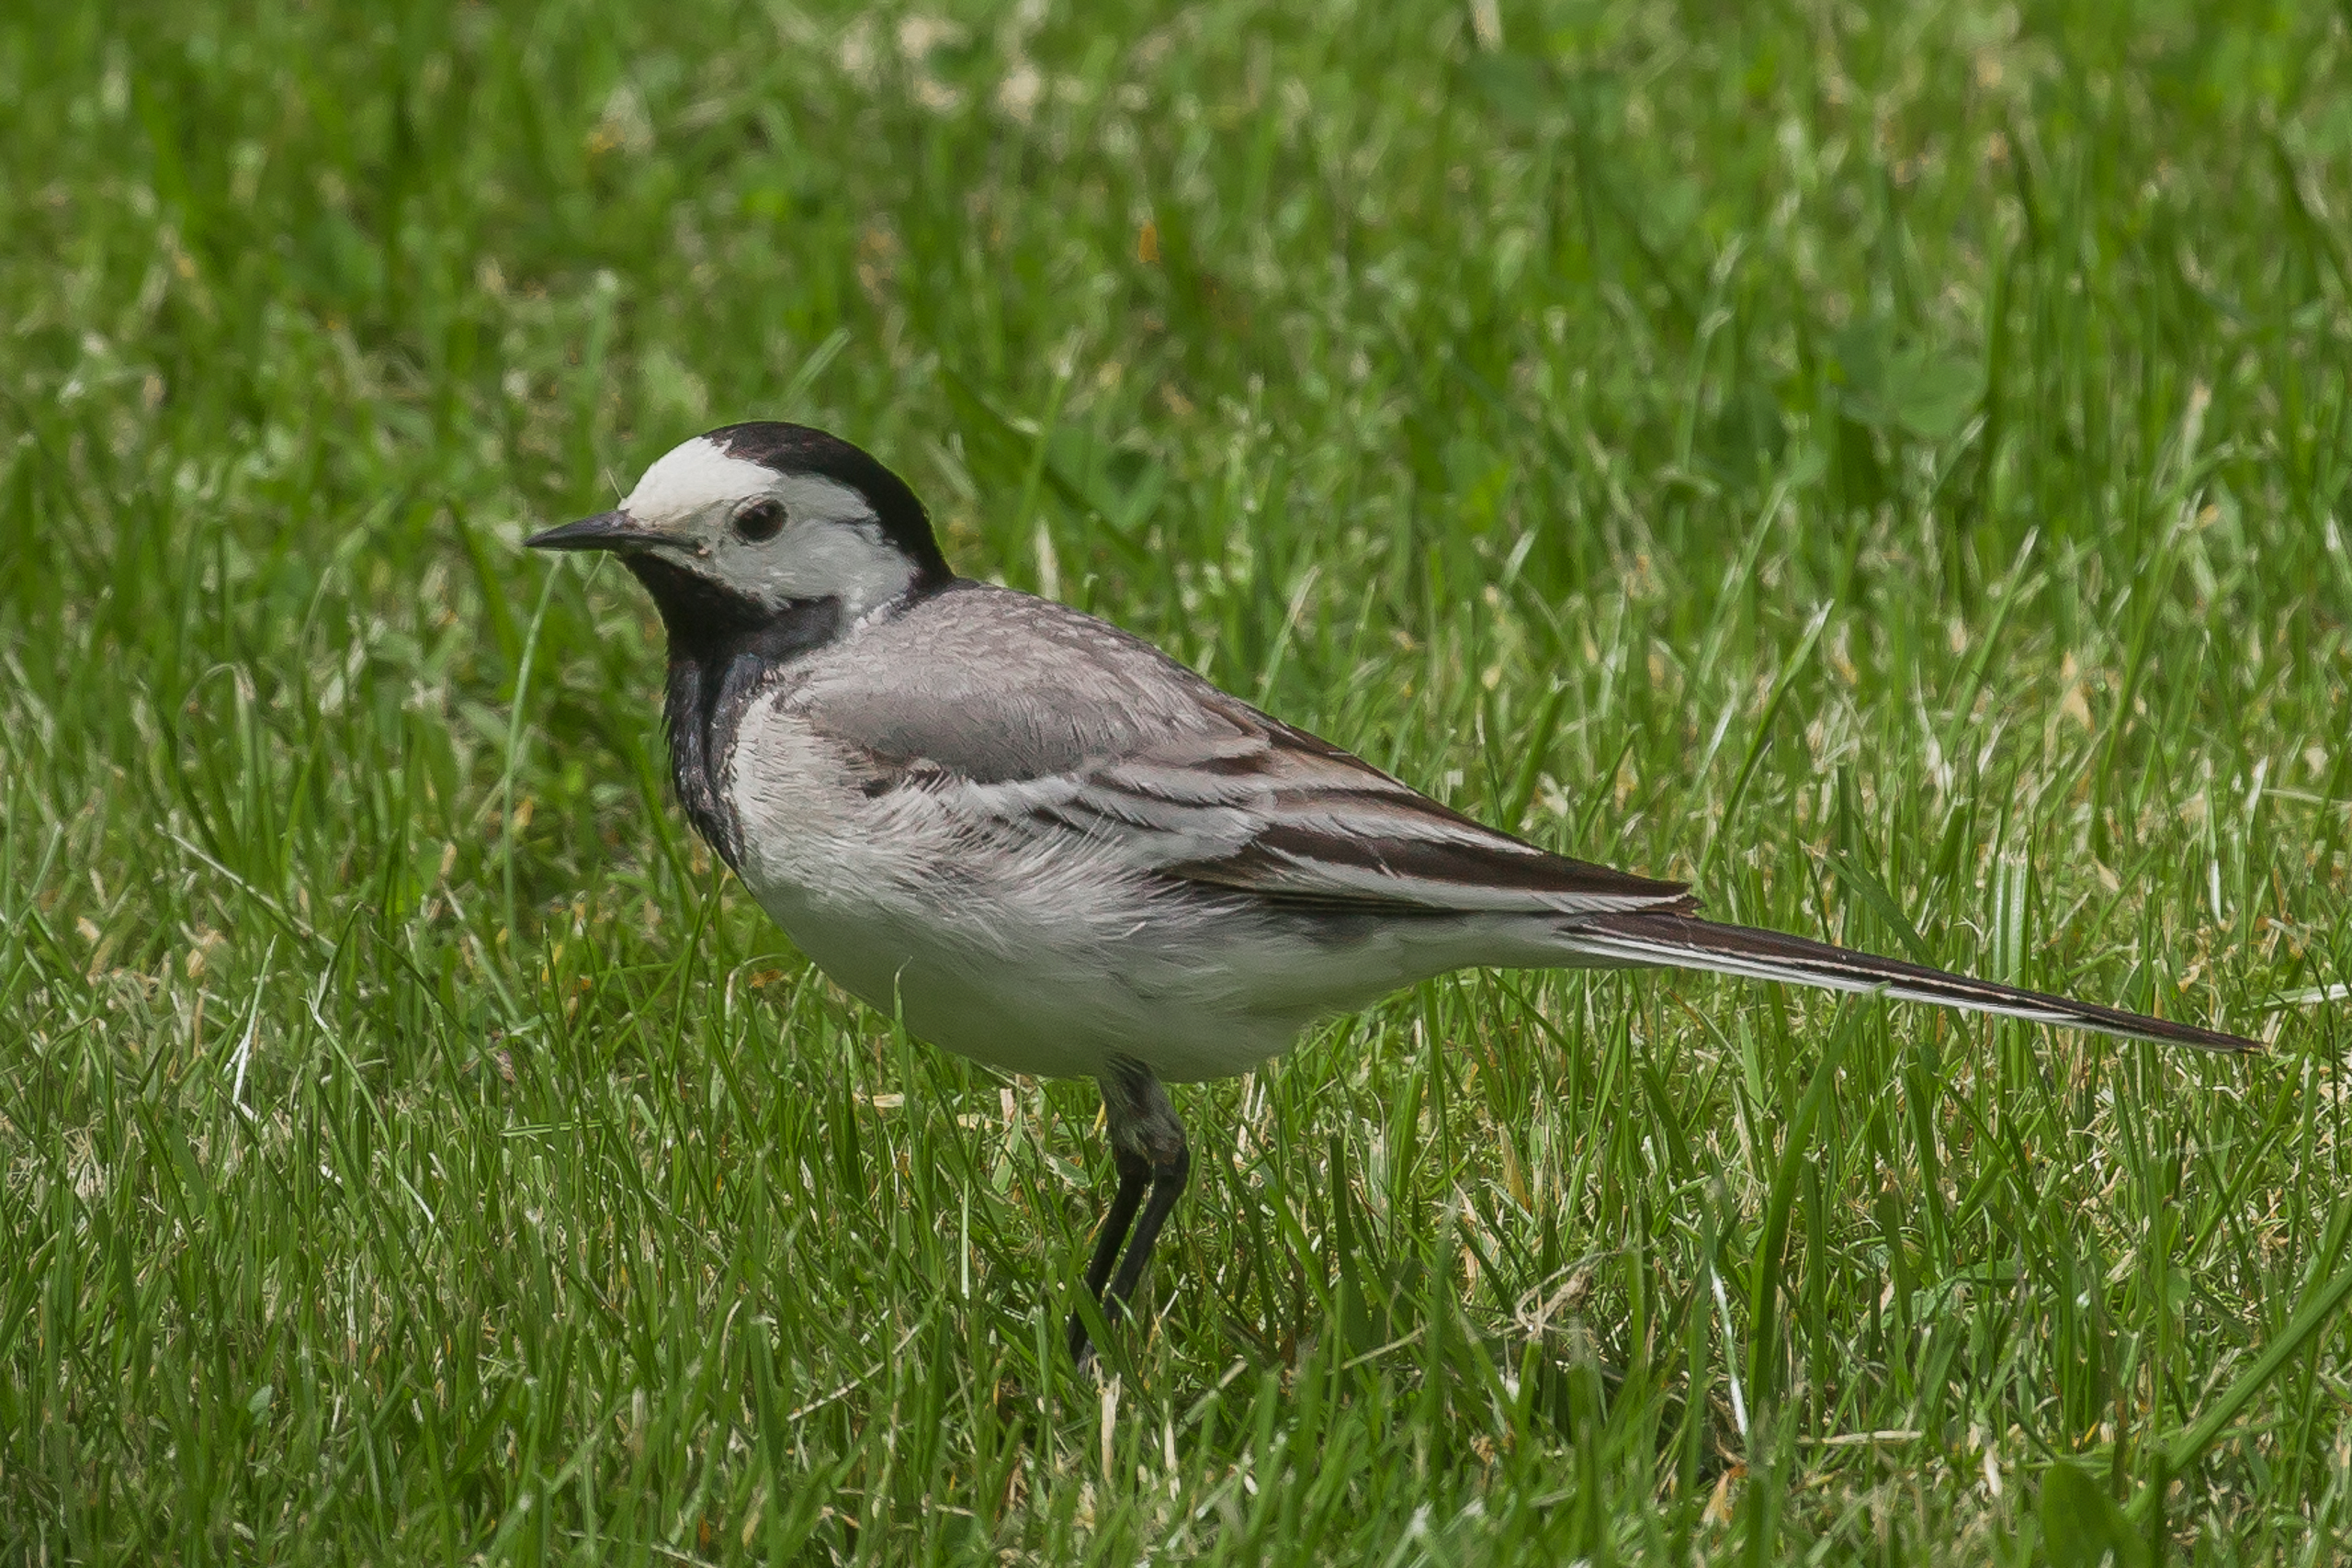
(741, 879, 1289, 1080)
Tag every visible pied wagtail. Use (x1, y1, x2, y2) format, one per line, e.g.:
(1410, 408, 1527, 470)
(528, 422, 2256, 1361)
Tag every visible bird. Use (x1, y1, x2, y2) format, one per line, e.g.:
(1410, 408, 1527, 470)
(526, 421, 2258, 1362)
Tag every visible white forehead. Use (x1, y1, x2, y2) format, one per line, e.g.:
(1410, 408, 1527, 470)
(622, 436, 775, 523)
(620, 436, 879, 535)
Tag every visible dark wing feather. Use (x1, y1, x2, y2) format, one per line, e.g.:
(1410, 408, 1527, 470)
(1112, 722, 1693, 915)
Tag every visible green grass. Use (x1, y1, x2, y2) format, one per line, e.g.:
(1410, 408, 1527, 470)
(4, 0, 2349, 1561)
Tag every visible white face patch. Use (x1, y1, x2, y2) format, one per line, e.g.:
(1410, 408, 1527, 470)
(619, 435, 919, 618)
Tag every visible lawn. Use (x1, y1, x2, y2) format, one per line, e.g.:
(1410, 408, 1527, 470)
(3, 0, 2349, 1561)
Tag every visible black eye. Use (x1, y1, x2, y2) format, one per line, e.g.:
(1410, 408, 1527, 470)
(732, 498, 786, 542)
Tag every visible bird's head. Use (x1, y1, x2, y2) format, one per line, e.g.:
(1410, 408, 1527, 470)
(526, 423, 954, 629)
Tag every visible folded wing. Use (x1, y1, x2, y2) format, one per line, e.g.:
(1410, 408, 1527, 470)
(791, 584, 1690, 917)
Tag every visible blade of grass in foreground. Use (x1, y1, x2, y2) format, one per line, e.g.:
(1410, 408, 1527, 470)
(1745, 1003, 1865, 1416)
(2136, 1196, 2352, 1518)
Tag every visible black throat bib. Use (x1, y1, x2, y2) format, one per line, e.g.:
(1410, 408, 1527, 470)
(624, 555, 842, 871)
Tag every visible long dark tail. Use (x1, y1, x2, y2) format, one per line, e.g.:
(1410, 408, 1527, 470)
(1561, 909, 2257, 1054)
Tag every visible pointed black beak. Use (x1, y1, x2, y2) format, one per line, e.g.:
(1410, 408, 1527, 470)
(525, 511, 667, 553)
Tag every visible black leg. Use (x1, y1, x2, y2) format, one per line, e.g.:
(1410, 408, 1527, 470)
(1067, 1057, 1190, 1363)
(1103, 1146, 1190, 1308)
(1067, 1149, 1150, 1359)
